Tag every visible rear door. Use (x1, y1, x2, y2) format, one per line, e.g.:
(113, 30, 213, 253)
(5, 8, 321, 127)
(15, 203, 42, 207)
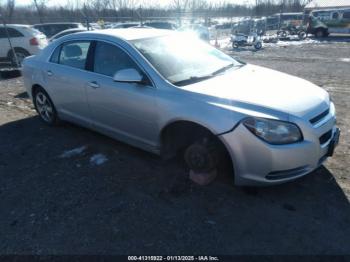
(6, 28, 26, 53)
(44, 40, 93, 126)
(0, 27, 26, 58)
(85, 41, 159, 149)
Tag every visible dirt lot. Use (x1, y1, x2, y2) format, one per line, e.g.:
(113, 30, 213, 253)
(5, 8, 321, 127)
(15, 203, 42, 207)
(0, 39, 350, 255)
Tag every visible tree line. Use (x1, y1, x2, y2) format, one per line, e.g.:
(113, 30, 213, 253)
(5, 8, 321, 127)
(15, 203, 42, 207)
(0, 0, 311, 24)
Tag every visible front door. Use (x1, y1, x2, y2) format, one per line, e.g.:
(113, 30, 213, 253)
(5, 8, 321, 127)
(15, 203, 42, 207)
(85, 41, 159, 149)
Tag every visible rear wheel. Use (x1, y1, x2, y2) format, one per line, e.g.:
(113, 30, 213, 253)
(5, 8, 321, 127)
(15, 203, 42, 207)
(9, 49, 30, 66)
(33, 87, 60, 126)
(315, 28, 327, 38)
(278, 30, 288, 38)
(254, 41, 262, 50)
(298, 30, 307, 40)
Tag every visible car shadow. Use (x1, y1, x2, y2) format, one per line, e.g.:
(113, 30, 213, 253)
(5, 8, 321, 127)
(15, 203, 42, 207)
(14, 91, 29, 99)
(0, 115, 349, 254)
(231, 46, 263, 53)
(0, 62, 21, 80)
(312, 35, 350, 43)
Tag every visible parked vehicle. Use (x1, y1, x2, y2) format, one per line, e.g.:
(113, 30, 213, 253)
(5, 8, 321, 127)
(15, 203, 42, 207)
(143, 21, 178, 30)
(112, 22, 140, 28)
(33, 23, 84, 38)
(88, 23, 102, 30)
(231, 33, 262, 50)
(277, 25, 307, 39)
(49, 28, 88, 42)
(266, 12, 304, 31)
(307, 8, 350, 37)
(231, 19, 254, 35)
(22, 29, 339, 186)
(0, 24, 47, 65)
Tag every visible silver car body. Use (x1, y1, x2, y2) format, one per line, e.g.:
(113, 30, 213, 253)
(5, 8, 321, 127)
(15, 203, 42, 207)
(22, 29, 338, 186)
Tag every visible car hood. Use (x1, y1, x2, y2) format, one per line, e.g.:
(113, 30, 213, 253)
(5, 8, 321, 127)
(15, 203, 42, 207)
(180, 64, 329, 118)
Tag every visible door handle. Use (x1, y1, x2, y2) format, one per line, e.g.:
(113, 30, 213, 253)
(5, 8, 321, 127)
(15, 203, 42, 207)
(88, 81, 100, 89)
(47, 70, 53, 76)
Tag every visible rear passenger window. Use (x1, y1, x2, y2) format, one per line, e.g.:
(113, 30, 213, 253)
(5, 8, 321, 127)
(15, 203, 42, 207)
(343, 12, 350, 19)
(0, 28, 23, 38)
(93, 41, 139, 77)
(7, 28, 23, 37)
(58, 41, 91, 70)
(0, 28, 6, 38)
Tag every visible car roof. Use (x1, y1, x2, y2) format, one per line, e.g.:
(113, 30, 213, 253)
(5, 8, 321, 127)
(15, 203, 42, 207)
(33, 22, 81, 26)
(59, 28, 87, 33)
(51, 28, 87, 37)
(0, 24, 31, 28)
(80, 28, 174, 41)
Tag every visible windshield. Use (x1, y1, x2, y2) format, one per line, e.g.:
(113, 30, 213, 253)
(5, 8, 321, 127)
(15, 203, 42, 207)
(132, 34, 242, 86)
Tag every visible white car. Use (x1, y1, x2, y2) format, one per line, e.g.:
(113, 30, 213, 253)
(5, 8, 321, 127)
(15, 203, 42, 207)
(0, 24, 48, 65)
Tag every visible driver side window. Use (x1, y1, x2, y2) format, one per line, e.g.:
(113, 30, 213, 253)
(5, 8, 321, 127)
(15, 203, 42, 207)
(93, 41, 140, 77)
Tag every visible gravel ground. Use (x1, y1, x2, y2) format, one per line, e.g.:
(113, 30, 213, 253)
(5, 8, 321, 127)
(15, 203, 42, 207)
(0, 39, 349, 255)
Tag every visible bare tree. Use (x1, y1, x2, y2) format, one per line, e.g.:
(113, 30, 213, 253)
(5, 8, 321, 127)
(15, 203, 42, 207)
(172, 0, 189, 11)
(6, 0, 15, 23)
(33, 0, 49, 23)
(0, 0, 16, 23)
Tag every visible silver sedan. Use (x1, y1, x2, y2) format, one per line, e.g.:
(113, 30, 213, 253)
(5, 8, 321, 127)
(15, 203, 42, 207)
(22, 29, 340, 186)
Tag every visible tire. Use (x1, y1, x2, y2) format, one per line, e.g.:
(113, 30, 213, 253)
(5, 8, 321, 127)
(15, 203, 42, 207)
(254, 42, 262, 50)
(9, 49, 30, 66)
(278, 30, 287, 38)
(315, 28, 327, 38)
(298, 31, 307, 40)
(184, 138, 219, 173)
(33, 87, 60, 126)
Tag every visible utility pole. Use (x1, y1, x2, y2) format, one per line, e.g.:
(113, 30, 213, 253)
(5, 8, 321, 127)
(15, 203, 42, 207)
(0, 13, 20, 68)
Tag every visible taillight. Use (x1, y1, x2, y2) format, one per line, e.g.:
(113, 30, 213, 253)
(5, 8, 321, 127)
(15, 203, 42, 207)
(30, 37, 39, 46)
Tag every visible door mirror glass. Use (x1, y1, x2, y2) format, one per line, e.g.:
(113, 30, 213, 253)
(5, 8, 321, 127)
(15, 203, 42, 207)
(113, 68, 144, 84)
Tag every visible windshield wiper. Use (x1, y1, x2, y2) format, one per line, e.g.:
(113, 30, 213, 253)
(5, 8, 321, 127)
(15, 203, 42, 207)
(173, 63, 242, 86)
(172, 75, 214, 86)
(211, 63, 236, 76)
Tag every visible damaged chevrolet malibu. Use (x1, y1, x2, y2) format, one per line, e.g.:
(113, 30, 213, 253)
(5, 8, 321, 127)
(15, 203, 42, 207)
(22, 28, 340, 186)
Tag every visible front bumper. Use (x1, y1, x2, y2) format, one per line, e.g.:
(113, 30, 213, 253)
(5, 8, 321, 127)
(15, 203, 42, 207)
(219, 105, 339, 186)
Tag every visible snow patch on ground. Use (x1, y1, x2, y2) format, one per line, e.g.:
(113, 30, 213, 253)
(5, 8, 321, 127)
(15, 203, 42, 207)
(339, 58, 350, 62)
(264, 38, 321, 47)
(59, 146, 87, 158)
(210, 36, 322, 50)
(90, 153, 108, 166)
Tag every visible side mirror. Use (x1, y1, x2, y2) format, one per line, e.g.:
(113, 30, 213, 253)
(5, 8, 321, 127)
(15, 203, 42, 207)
(113, 68, 144, 84)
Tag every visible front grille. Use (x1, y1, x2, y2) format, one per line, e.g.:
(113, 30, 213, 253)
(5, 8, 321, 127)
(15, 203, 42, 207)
(319, 129, 332, 145)
(310, 108, 329, 125)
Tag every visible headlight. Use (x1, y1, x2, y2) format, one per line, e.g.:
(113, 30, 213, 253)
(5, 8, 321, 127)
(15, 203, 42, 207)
(242, 117, 302, 145)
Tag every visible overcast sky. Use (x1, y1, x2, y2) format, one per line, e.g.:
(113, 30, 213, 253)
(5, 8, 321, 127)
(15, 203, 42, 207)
(17, 0, 255, 8)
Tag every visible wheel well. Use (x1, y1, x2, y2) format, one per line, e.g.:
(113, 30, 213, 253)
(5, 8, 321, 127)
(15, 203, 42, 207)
(31, 84, 43, 98)
(7, 47, 30, 58)
(160, 121, 230, 161)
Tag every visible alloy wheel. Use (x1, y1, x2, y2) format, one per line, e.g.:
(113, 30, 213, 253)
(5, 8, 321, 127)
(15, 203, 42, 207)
(35, 92, 54, 123)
